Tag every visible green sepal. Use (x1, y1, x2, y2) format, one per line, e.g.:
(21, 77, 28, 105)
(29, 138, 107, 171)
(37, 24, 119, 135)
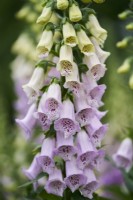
(44, 124, 56, 138)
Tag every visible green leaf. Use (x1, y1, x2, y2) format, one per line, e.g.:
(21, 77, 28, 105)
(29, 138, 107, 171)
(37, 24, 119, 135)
(78, 64, 88, 74)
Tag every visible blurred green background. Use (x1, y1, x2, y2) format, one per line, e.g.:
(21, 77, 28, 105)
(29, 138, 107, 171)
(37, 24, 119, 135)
(0, 0, 133, 199)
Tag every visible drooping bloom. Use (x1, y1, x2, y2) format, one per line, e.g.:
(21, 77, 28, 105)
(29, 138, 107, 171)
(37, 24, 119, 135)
(74, 90, 95, 127)
(22, 153, 42, 190)
(44, 83, 62, 120)
(79, 168, 99, 199)
(83, 54, 106, 81)
(54, 99, 80, 138)
(90, 37, 110, 64)
(34, 92, 51, 131)
(54, 131, 77, 161)
(65, 157, 87, 192)
(57, 45, 74, 76)
(112, 138, 133, 172)
(69, 3, 82, 22)
(76, 29, 95, 55)
(76, 130, 97, 169)
(45, 167, 66, 196)
(89, 149, 105, 171)
(36, 137, 55, 174)
(86, 14, 107, 46)
(36, 6, 52, 24)
(85, 116, 108, 147)
(63, 22, 77, 47)
(23, 67, 45, 103)
(57, 0, 69, 10)
(36, 29, 54, 58)
(16, 103, 36, 139)
(64, 62, 81, 96)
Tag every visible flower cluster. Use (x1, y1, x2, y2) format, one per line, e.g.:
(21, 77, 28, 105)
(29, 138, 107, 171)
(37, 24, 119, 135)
(16, 0, 109, 198)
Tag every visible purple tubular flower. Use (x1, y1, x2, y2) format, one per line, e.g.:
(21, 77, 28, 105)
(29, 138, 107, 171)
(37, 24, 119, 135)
(112, 138, 133, 172)
(45, 83, 62, 120)
(65, 158, 87, 192)
(54, 99, 80, 138)
(22, 153, 42, 190)
(76, 130, 97, 169)
(90, 84, 106, 103)
(83, 54, 106, 81)
(85, 116, 108, 147)
(89, 149, 105, 171)
(74, 90, 95, 127)
(94, 109, 108, 120)
(48, 67, 61, 79)
(45, 167, 66, 197)
(36, 137, 55, 174)
(34, 92, 51, 131)
(54, 131, 77, 161)
(79, 168, 99, 199)
(15, 103, 36, 139)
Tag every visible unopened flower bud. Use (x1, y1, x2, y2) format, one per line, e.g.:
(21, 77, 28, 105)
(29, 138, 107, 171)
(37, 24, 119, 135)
(36, 6, 52, 24)
(69, 4, 82, 22)
(126, 22, 133, 30)
(118, 10, 133, 20)
(116, 37, 133, 48)
(117, 57, 133, 74)
(57, 0, 69, 10)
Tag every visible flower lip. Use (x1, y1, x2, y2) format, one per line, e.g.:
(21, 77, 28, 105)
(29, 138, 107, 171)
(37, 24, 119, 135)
(54, 145, 77, 161)
(36, 155, 54, 174)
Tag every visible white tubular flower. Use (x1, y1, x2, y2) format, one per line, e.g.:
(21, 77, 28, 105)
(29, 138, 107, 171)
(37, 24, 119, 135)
(36, 30, 54, 59)
(57, 0, 69, 10)
(86, 14, 107, 46)
(90, 37, 110, 64)
(36, 6, 52, 24)
(57, 45, 74, 76)
(23, 67, 45, 103)
(83, 54, 106, 80)
(76, 29, 95, 56)
(69, 3, 82, 22)
(63, 22, 77, 47)
(64, 62, 81, 96)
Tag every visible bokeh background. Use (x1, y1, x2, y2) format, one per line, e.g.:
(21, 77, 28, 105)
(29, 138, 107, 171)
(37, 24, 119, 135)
(0, 0, 133, 199)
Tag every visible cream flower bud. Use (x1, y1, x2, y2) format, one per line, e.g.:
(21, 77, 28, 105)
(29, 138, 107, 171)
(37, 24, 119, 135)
(117, 58, 133, 74)
(69, 4, 82, 22)
(126, 22, 133, 30)
(76, 29, 94, 55)
(86, 14, 107, 46)
(36, 30, 54, 59)
(129, 74, 133, 89)
(57, 0, 69, 10)
(57, 45, 74, 76)
(63, 22, 77, 47)
(93, 0, 105, 3)
(36, 6, 52, 24)
(23, 67, 45, 103)
(116, 37, 133, 48)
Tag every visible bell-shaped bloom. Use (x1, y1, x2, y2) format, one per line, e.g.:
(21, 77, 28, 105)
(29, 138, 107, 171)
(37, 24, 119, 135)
(83, 54, 106, 81)
(45, 167, 66, 196)
(79, 168, 99, 199)
(65, 158, 87, 192)
(57, 45, 74, 76)
(48, 67, 61, 79)
(74, 90, 95, 127)
(89, 149, 105, 171)
(86, 14, 107, 46)
(63, 22, 77, 47)
(76, 130, 97, 169)
(34, 93, 51, 130)
(54, 99, 80, 138)
(64, 62, 81, 96)
(23, 67, 45, 103)
(16, 103, 36, 139)
(112, 138, 133, 172)
(36, 30, 54, 59)
(69, 3, 82, 22)
(36, 6, 52, 24)
(36, 137, 55, 174)
(82, 71, 97, 92)
(76, 29, 94, 56)
(22, 154, 42, 190)
(54, 131, 77, 160)
(44, 83, 62, 120)
(90, 84, 106, 102)
(57, 0, 69, 10)
(86, 116, 108, 147)
(90, 37, 110, 64)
